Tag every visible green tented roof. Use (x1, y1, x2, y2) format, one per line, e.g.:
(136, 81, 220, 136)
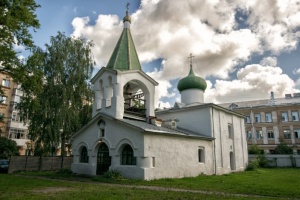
(106, 28, 141, 71)
(177, 68, 207, 92)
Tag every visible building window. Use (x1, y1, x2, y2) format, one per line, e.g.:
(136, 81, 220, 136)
(245, 116, 251, 124)
(255, 114, 261, 123)
(256, 130, 263, 139)
(2, 79, 10, 87)
(121, 145, 136, 165)
(246, 130, 252, 140)
(198, 147, 205, 163)
(283, 129, 291, 139)
(80, 146, 89, 163)
(281, 112, 288, 122)
(265, 113, 272, 122)
(0, 96, 7, 104)
(267, 129, 274, 139)
(292, 111, 299, 121)
(9, 128, 26, 139)
(228, 124, 233, 139)
(294, 129, 300, 139)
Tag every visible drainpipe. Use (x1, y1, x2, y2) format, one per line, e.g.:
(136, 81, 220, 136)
(212, 107, 217, 175)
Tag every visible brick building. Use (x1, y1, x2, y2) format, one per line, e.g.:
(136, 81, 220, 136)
(220, 92, 300, 154)
(0, 72, 30, 155)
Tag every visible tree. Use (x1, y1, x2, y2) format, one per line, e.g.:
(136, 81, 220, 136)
(274, 139, 293, 154)
(0, 0, 40, 75)
(18, 32, 95, 157)
(0, 137, 19, 158)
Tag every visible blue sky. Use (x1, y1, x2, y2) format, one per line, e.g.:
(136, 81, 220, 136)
(27, 0, 300, 107)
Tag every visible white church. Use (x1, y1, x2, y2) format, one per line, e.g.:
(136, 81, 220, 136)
(71, 10, 248, 180)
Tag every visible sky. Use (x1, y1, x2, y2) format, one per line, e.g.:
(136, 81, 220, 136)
(23, 0, 300, 108)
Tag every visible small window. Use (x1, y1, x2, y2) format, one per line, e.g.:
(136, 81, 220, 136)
(0, 96, 7, 104)
(265, 113, 272, 122)
(100, 129, 105, 137)
(245, 116, 251, 124)
(283, 129, 291, 139)
(246, 130, 252, 140)
(292, 111, 299, 121)
(198, 148, 205, 163)
(256, 130, 263, 139)
(80, 146, 89, 163)
(228, 124, 233, 139)
(294, 129, 300, 139)
(267, 129, 274, 139)
(2, 79, 10, 87)
(152, 157, 155, 167)
(121, 145, 136, 165)
(255, 114, 261, 123)
(281, 112, 288, 122)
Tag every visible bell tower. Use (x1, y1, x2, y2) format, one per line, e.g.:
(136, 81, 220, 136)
(91, 7, 158, 120)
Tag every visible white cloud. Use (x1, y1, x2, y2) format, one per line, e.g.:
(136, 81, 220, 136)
(260, 57, 277, 67)
(71, 0, 300, 104)
(293, 68, 300, 74)
(205, 60, 299, 103)
(146, 67, 175, 108)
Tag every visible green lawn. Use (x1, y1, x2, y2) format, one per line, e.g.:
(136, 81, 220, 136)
(0, 168, 299, 199)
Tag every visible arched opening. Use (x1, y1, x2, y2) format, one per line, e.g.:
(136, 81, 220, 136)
(106, 76, 113, 107)
(80, 146, 89, 163)
(96, 143, 111, 175)
(123, 80, 149, 119)
(95, 79, 103, 110)
(121, 144, 136, 165)
(230, 152, 235, 170)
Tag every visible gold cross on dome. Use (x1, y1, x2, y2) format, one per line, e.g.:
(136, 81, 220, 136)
(188, 53, 195, 67)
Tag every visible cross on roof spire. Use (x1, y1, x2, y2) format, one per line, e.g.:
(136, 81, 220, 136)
(188, 53, 195, 69)
(126, 2, 130, 12)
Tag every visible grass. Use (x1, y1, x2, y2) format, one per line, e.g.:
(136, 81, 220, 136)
(0, 168, 299, 199)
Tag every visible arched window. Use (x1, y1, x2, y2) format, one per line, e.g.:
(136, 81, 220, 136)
(80, 146, 89, 163)
(121, 145, 136, 165)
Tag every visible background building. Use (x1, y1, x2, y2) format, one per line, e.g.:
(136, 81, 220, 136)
(220, 92, 300, 154)
(0, 72, 30, 155)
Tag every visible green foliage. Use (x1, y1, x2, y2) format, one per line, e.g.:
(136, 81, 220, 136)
(248, 145, 269, 168)
(101, 170, 123, 179)
(274, 140, 293, 154)
(0, 0, 40, 76)
(246, 159, 259, 171)
(18, 32, 95, 156)
(248, 144, 262, 154)
(57, 168, 73, 175)
(0, 137, 19, 158)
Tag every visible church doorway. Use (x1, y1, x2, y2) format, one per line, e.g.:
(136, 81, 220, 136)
(96, 143, 111, 175)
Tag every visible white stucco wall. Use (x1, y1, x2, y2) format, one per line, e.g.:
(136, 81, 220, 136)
(181, 89, 204, 104)
(72, 115, 145, 178)
(156, 105, 248, 175)
(156, 106, 212, 137)
(143, 134, 214, 180)
(92, 69, 156, 120)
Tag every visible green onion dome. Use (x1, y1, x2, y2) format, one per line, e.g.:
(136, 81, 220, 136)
(177, 67, 207, 92)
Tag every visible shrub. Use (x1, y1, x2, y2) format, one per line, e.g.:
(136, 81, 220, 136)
(246, 159, 259, 171)
(57, 168, 73, 175)
(101, 170, 123, 180)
